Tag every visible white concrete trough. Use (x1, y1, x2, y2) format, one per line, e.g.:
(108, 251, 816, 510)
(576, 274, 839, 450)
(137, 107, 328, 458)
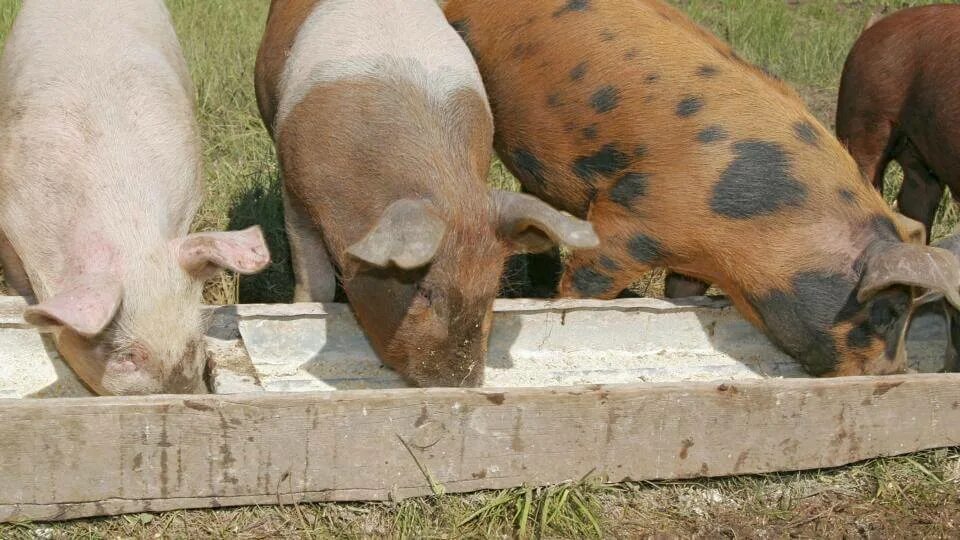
(0, 295, 952, 397)
(2, 295, 959, 523)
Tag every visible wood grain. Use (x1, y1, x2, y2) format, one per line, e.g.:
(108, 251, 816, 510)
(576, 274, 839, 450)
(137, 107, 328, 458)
(2, 373, 959, 522)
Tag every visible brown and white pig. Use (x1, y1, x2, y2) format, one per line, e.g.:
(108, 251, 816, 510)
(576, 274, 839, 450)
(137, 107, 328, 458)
(254, 0, 598, 387)
(837, 5, 960, 239)
(0, 1, 271, 395)
(444, 0, 960, 377)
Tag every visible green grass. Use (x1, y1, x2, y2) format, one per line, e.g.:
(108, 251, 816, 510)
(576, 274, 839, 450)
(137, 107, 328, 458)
(2, 0, 960, 537)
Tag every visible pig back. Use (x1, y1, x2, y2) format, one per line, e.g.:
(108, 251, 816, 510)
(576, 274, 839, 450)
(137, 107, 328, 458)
(445, 0, 889, 293)
(265, 0, 489, 132)
(0, 0, 201, 296)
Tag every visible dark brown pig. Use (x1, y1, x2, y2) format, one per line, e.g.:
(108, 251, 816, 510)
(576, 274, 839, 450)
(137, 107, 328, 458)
(445, 0, 960, 377)
(255, 0, 598, 387)
(837, 5, 960, 238)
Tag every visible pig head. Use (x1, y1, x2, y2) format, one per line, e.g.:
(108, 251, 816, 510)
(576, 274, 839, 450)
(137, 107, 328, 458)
(17, 227, 270, 395)
(339, 192, 597, 387)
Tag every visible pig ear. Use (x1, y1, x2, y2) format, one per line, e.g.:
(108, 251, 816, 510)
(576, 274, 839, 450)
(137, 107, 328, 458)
(916, 233, 960, 307)
(858, 243, 960, 310)
(893, 213, 926, 245)
(177, 226, 271, 278)
(492, 190, 600, 253)
(23, 277, 123, 338)
(347, 199, 446, 269)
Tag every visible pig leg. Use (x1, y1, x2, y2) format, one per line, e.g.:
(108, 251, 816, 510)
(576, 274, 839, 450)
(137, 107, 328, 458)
(840, 117, 894, 191)
(0, 228, 33, 297)
(664, 272, 710, 298)
(283, 188, 337, 302)
(895, 143, 944, 238)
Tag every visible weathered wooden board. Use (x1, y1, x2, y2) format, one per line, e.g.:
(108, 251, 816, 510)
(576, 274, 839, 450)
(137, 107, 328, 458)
(2, 374, 959, 522)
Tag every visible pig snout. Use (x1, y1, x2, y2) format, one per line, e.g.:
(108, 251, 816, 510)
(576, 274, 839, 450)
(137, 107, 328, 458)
(56, 330, 209, 395)
(391, 310, 489, 388)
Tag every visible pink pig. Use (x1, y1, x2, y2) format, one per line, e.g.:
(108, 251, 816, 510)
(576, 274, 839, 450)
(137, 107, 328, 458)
(0, 0, 271, 395)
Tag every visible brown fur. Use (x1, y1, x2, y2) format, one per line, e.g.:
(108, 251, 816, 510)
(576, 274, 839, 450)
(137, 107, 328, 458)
(279, 77, 506, 386)
(446, 0, 920, 376)
(254, 0, 319, 136)
(256, 0, 507, 386)
(837, 5, 960, 237)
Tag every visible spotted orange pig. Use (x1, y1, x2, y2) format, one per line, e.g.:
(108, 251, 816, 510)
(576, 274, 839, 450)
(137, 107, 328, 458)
(445, 0, 960, 376)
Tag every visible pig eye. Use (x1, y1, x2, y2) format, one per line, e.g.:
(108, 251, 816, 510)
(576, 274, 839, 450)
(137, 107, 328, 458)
(116, 343, 150, 365)
(112, 351, 143, 373)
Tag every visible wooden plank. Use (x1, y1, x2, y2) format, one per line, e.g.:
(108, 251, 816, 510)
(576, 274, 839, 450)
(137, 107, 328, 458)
(2, 373, 959, 522)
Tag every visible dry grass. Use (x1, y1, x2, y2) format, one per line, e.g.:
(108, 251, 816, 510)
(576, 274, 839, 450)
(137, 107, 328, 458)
(2, 0, 960, 537)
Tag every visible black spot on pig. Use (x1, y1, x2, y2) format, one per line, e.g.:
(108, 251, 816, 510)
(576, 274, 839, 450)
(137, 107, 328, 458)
(590, 86, 621, 113)
(697, 65, 719, 78)
(600, 256, 620, 271)
(644, 73, 660, 84)
(547, 93, 562, 108)
(624, 48, 639, 60)
(600, 30, 616, 41)
(512, 149, 547, 188)
(610, 172, 649, 208)
(572, 267, 613, 296)
(868, 215, 900, 242)
(698, 125, 729, 144)
(869, 294, 910, 331)
(554, 0, 590, 17)
(793, 121, 819, 147)
(573, 144, 630, 182)
(711, 140, 807, 218)
(846, 322, 873, 349)
(582, 125, 598, 140)
(846, 290, 911, 355)
(750, 272, 860, 375)
(512, 42, 540, 59)
(839, 189, 855, 204)
(570, 62, 587, 82)
(676, 96, 704, 118)
(628, 234, 664, 263)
